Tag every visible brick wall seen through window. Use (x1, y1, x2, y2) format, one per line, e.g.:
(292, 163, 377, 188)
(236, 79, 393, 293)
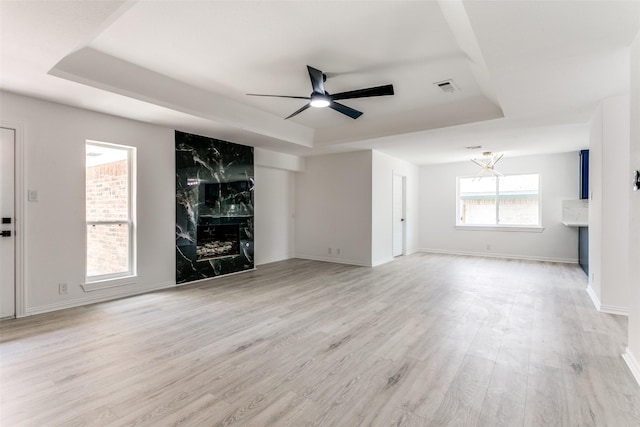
(86, 142, 133, 280)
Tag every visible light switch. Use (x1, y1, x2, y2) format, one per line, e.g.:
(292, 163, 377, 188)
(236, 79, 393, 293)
(28, 190, 38, 202)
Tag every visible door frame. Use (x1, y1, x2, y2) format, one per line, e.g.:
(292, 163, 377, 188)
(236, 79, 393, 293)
(1, 121, 25, 318)
(392, 172, 406, 257)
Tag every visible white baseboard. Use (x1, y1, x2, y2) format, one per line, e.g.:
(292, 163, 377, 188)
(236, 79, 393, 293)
(372, 257, 395, 267)
(599, 304, 628, 316)
(586, 285, 602, 311)
(297, 253, 412, 268)
(419, 248, 578, 264)
(25, 281, 176, 317)
(585, 286, 628, 315)
(295, 253, 371, 267)
(623, 347, 640, 387)
(255, 254, 294, 266)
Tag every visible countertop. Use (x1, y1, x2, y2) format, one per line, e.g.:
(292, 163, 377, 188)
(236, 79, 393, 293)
(562, 221, 588, 227)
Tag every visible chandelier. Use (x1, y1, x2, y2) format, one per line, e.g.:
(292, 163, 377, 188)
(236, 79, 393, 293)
(471, 151, 503, 178)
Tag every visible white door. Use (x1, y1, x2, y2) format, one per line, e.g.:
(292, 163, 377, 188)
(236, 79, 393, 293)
(392, 174, 405, 257)
(1, 128, 15, 318)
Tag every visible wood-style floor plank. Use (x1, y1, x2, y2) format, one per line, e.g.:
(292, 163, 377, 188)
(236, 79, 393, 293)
(1, 254, 639, 426)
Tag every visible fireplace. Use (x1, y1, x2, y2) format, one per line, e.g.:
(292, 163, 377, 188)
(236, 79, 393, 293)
(196, 224, 240, 261)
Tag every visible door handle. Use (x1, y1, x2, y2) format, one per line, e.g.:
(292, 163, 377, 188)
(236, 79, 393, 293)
(400, 218, 404, 222)
(1, 230, 11, 237)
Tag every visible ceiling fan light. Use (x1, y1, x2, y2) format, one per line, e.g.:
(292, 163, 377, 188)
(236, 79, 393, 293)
(310, 94, 330, 108)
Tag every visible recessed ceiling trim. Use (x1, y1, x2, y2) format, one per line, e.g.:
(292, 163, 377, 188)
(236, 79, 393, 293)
(314, 95, 504, 146)
(437, 0, 503, 106)
(49, 47, 315, 148)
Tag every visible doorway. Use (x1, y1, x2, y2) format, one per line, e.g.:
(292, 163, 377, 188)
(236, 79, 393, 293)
(1, 127, 15, 318)
(392, 173, 405, 257)
(1, 123, 23, 319)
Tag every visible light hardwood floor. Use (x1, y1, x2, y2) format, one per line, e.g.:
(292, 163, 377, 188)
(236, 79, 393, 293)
(1, 253, 639, 426)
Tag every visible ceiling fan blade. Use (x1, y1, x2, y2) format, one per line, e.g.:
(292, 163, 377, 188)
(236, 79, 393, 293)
(330, 101, 363, 119)
(307, 66, 325, 94)
(470, 159, 486, 168)
(492, 154, 504, 166)
(473, 169, 486, 181)
(247, 94, 310, 100)
(331, 84, 394, 101)
(284, 103, 311, 120)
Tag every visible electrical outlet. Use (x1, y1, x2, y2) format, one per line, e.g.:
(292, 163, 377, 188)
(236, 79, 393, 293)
(59, 283, 68, 295)
(336, 248, 341, 255)
(328, 248, 332, 255)
(486, 244, 491, 250)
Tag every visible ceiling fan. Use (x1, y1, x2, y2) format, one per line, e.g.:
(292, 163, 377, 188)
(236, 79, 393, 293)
(247, 65, 394, 120)
(471, 151, 504, 178)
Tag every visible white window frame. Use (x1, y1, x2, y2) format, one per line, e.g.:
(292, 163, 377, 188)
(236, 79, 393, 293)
(455, 173, 543, 232)
(84, 140, 137, 287)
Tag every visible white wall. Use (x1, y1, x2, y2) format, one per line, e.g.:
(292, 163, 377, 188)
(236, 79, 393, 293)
(589, 104, 604, 302)
(1, 91, 300, 315)
(371, 150, 419, 266)
(253, 147, 303, 266)
(1, 91, 175, 315)
(625, 29, 640, 383)
(255, 147, 305, 172)
(588, 95, 631, 314)
(295, 151, 373, 266)
(254, 166, 296, 265)
(419, 152, 580, 262)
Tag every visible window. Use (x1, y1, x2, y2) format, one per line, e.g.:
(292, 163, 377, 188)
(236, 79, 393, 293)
(457, 174, 540, 227)
(85, 141, 135, 281)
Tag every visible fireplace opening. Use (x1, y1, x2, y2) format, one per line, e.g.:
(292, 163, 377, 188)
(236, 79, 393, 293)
(196, 224, 240, 261)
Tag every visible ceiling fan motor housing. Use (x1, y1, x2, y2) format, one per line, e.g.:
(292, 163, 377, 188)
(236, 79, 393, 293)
(310, 92, 330, 108)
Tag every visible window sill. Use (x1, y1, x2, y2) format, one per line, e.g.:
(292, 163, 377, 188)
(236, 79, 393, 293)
(82, 275, 138, 292)
(455, 225, 544, 233)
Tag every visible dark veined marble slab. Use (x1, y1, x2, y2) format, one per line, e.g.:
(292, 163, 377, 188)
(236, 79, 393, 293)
(175, 131, 254, 284)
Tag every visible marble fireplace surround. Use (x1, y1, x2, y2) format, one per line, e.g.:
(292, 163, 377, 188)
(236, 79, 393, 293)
(175, 131, 254, 284)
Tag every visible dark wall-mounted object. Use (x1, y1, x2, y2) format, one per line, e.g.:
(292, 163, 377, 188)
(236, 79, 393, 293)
(633, 170, 640, 191)
(580, 150, 589, 199)
(579, 226, 589, 276)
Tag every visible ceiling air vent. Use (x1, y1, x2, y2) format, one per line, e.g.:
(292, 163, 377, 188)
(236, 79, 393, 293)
(434, 79, 458, 93)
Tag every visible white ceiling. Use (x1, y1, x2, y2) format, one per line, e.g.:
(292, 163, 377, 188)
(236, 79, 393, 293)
(1, 0, 639, 165)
